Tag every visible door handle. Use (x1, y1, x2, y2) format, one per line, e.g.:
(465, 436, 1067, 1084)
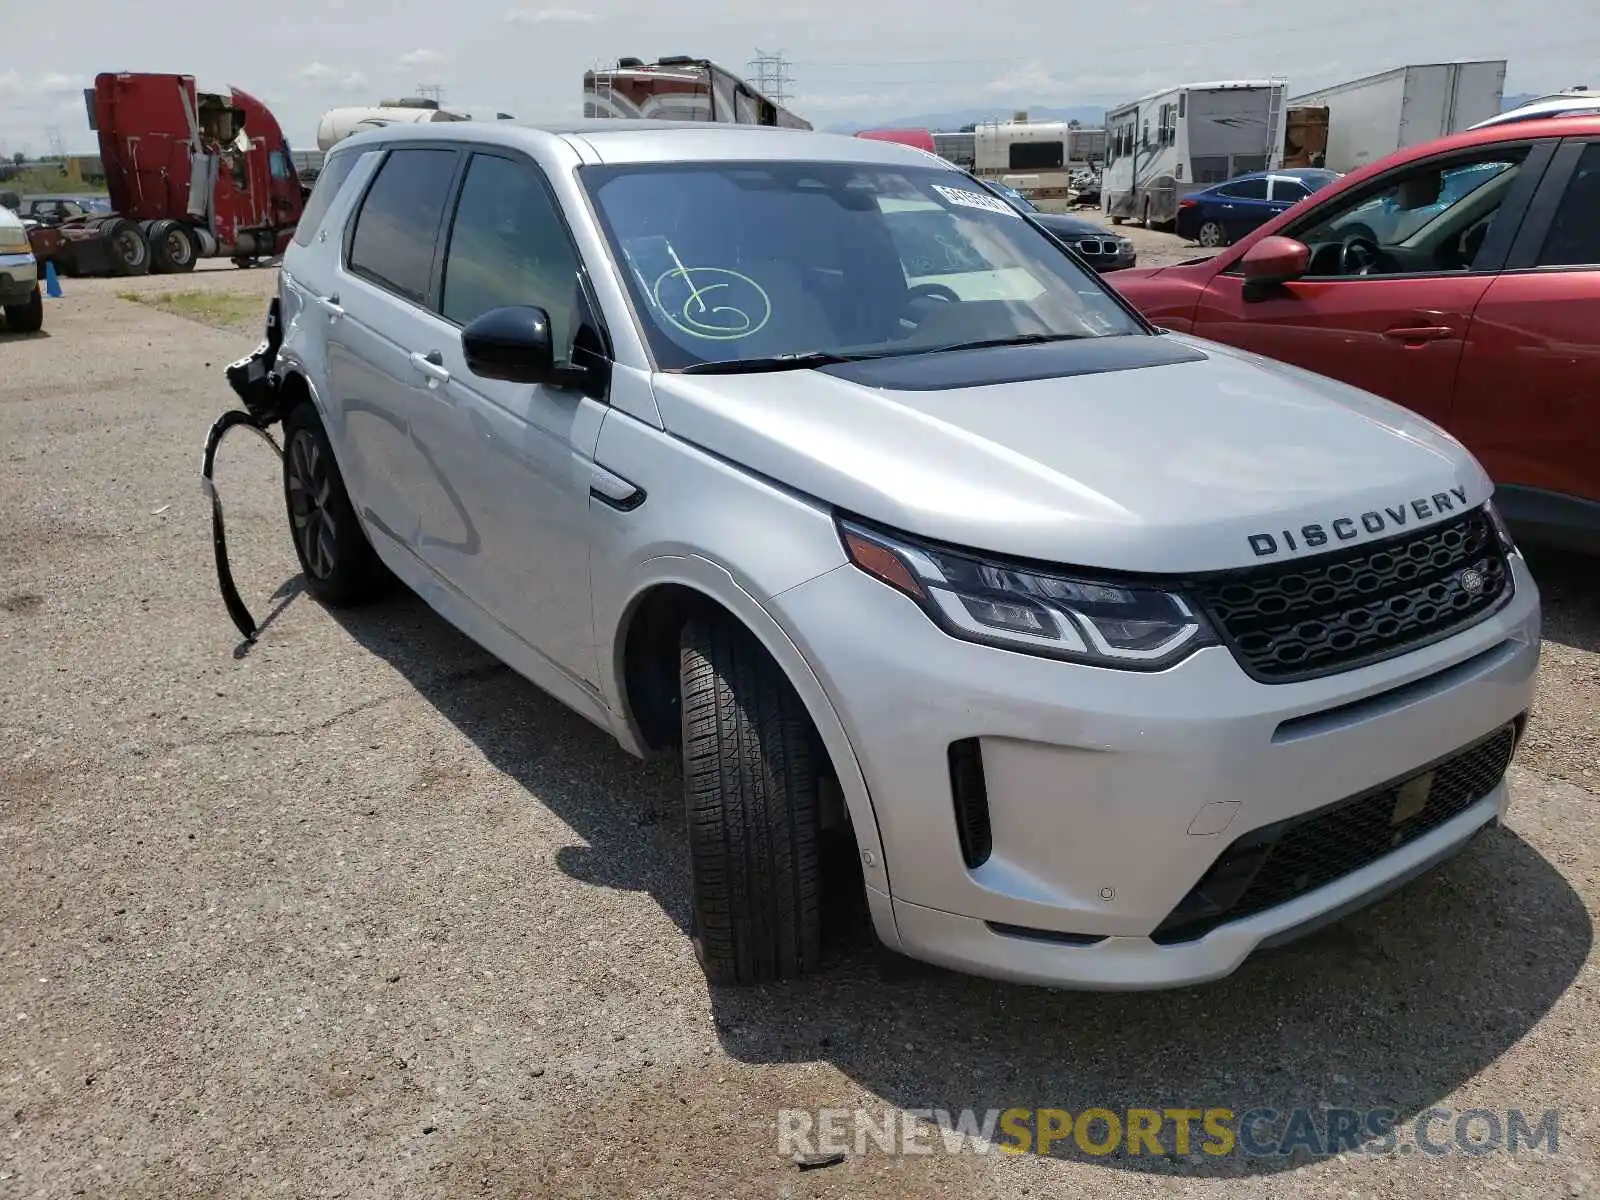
(410, 350, 452, 386)
(1382, 325, 1456, 343)
(319, 293, 344, 321)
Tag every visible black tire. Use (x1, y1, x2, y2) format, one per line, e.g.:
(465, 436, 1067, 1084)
(1198, 219, 1229, 248)
(281, 402, 392, 606)
(150, 220, 197, 274)
(103, 217, 150, 276)
(2, 286, 43, 333)
(680, 617, 823, 986)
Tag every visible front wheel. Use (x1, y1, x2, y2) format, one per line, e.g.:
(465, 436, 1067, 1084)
(3, 287, 43, 333)
(680, 617, 824, 985)
(281, 403, 392, 606)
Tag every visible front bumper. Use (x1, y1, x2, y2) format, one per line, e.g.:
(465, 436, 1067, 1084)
(0, 251, 38, 305)
(772, 552, 1540, 988)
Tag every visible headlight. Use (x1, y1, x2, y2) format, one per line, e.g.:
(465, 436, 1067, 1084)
(838, 519, 1217, 669)
(0, 233, 31, 255)
(1485, 499, 1517, 553)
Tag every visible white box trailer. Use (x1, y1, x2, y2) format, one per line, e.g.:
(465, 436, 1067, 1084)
(1289, 60, 1506, 174)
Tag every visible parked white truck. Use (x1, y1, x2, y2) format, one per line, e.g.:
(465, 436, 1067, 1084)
(1289, 60, 1506, 174)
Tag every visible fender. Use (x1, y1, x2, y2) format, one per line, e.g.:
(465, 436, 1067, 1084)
(604, 552, 902, 949)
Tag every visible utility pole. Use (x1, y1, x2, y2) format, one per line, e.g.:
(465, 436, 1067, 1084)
(746, 50, 793, 106)
(45, 126, 66, 158)
(415, 83, 445, 106)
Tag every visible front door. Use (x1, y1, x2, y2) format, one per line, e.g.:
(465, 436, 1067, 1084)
(1191, 142, 1545, 430)
(411, 149, 607, 686)
(1454, 138, 1600, 516)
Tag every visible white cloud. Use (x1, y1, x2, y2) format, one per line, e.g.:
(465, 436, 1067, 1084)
(983, 62, 1059, 96)
(504, 5, 597, 21)
(299, 62, 367, 89)
(36, 72, 84, 94)
(397, 49, 446, 70)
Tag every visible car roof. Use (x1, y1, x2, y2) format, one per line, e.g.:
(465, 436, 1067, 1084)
(334, 118, 944, 169)
(1470, 95, 1600, 128)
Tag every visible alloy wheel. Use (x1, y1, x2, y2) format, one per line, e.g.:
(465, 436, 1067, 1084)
(287, 430, 338, 580)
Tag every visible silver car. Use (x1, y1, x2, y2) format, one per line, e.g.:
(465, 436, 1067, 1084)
(258, 120, 1540, 989)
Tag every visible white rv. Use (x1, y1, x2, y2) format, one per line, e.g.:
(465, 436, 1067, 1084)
(973, 119, 1107, 212)
(1101, 80, 1287, 226)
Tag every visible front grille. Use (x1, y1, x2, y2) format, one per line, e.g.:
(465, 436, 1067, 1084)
(1195, 507, 1510, 683)
(1077, 238, 1108, 255)
(1152, 722, 1518, 945)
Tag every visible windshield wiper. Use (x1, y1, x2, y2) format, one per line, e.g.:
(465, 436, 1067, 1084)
(919, 332, 1102, 355)
(679, 351, 860, 375)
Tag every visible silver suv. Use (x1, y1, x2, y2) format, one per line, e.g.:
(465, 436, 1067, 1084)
(257, 120, 1540, 989)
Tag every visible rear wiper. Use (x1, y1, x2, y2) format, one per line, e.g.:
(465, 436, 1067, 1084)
(679, 351, 858, 375)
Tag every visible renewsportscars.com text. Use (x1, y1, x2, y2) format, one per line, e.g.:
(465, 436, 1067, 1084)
(778, 1106, 1561, 1159)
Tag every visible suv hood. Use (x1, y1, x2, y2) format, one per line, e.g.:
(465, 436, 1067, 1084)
(648, 333, 1492, 574)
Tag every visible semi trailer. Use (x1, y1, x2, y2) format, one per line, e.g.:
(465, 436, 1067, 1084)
(25, 72, 305, 277)
(1289, 60, 1507, 173)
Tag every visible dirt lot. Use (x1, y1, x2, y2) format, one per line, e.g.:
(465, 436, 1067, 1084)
(1, 255, 1596, 1200)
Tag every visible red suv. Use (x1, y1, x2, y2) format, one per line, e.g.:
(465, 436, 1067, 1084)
(1111, 116, 1600, 553)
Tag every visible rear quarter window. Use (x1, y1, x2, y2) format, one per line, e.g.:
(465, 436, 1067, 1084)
(292, 151, 362, 248)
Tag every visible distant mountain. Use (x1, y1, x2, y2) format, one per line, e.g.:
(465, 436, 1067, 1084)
(825, 104, 1112, 134)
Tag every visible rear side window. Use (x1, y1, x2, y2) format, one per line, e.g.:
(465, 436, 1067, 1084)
(1537, 143, 1600, 267)
(292, 151, 361, 248)
(347, 148, 459, 303)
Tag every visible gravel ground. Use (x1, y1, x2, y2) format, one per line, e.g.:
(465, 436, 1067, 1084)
(1, 258, 1596, 1200)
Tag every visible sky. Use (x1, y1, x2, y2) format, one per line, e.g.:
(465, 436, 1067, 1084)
(3, 0, 1596, 156)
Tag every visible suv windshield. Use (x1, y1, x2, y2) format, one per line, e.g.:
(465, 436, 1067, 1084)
(581, 161, 1144, 370)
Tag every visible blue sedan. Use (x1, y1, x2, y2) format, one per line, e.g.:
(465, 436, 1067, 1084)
(1174, 168, 1342, 247)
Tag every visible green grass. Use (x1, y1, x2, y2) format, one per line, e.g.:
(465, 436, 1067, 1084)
(118, 289, 264, 330)
(3, 167, 108, 199)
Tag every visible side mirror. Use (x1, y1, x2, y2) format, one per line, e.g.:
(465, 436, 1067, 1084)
(461, 305, 568, 385)
(1240, 235, 1311, 288)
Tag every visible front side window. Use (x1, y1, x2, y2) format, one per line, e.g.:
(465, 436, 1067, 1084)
(1217, 178, 1268, 200)
(347, 148, 459, 303)
(440, 153, 581, 356)
(1291, 148, 1528, 277)
(1537, 143, 1600, 267)
(269, 150, 292, 181)
(582, 160, 1142, 370)
(1272, 179, 1311, 202)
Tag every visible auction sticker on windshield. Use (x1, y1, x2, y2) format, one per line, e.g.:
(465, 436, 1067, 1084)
(932, 184, 1023, 218)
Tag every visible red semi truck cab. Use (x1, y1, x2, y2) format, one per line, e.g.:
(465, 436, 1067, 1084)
(82, 72, 304, 271)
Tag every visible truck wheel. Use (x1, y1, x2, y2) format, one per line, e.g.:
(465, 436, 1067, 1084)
(680, 616, 824, 986)
(281, 402, 392, 606)
(151, 221, 197, 273)
(1198, 220, 1228, 248)
(2, 286, 43, 334)
(103, 218, 150, 276)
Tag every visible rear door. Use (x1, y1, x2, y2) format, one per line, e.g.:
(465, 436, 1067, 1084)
(1190, 139, 1554, 430)
(325, 145, 463, 552)
(1211, 177, 1273, 239)
(1453, 137, 1600, 531)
